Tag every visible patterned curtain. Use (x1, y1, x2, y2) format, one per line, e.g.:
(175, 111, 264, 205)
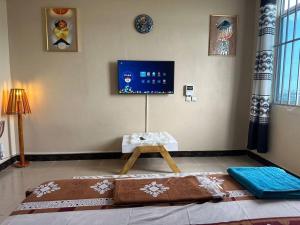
(247, 0, 277, 153)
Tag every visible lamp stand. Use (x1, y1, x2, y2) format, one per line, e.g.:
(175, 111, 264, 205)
(15, 112, 29, 168)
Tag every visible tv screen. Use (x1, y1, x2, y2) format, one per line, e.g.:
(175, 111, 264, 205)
(118, 60, 175, 94)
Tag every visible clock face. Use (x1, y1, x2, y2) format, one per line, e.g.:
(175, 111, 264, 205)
(135, 14, 153, 34)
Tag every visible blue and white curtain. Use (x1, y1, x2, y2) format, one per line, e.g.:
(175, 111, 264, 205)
(247, 0, 277, 153)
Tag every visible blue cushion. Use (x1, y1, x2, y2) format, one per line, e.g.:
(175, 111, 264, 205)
(227, 167, 300, 199)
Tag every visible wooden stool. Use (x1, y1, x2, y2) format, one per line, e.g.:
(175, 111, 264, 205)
(120, 145, 181, 174)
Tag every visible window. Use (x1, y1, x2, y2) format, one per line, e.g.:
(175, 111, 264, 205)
(274, 0, 300, 105)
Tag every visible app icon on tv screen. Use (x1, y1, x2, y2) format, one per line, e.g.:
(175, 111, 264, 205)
(118, 60, 175, 94)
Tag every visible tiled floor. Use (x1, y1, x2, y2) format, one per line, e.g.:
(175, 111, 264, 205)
(0, 156, 261, 223)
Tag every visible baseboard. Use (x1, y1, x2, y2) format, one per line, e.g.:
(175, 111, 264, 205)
(25, 151, 300, 178)
(0, 150, 246, 172)
(25, 150, 248, 161)
(246, 151, 276, 166)
(247, 151, 300, 178)
(1, 150, 299, 178)
(171, 150, 248, 157)
(25, 152, 123, 161)
(0, 155, 18, 172)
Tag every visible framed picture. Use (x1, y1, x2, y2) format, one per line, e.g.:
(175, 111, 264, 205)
(44, 8, 78, 52)
(208, 15, 238, 56)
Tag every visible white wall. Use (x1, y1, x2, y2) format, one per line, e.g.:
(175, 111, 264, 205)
(256, 106, 300, 175)
(0, 0, 16, 164)
(3, 0, 299, 176)
(6, 0, 256, 154)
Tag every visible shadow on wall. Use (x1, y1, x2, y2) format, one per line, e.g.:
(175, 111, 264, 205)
(0, 86, 15, 160)
(226, 0, 256, 148)
(1, 89, 9, 116)
(109, 61, 118, 96)
(103, 61, 125, 151)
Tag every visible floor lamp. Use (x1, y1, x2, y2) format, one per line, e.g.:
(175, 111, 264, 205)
(6, 89, 31, 167)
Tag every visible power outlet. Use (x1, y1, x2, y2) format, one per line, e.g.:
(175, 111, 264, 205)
(185, 96, 192, 102)
(191, 96, 197, 102)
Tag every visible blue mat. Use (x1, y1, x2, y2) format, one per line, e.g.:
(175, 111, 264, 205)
(227, 167, 300, 199)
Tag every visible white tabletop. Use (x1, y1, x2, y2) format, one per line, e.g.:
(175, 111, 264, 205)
(122, 132, 178, 153)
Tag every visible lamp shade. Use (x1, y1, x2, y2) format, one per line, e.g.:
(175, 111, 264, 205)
(6, 89, 31, 115)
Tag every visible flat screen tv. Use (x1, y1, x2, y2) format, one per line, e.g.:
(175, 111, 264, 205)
(118, 60, 175, 94)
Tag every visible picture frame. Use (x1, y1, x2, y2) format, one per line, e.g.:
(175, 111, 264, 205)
(208, 15, 238, 56)
(44, 8, 78, 52)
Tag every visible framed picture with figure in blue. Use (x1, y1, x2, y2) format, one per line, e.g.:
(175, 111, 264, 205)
(208, 15, 238, 56)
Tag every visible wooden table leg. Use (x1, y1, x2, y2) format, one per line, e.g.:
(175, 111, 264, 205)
(159, 146, 181, 173)
(121, 153, 131, 160)
(120, 149, 141, 174)
(120, 145, 181, 174)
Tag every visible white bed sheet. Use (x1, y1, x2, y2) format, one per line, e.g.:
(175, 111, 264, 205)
(2, 200, 300, 225)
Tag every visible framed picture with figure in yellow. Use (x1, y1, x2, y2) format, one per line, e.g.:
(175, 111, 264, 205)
(44, 8, 78, 52)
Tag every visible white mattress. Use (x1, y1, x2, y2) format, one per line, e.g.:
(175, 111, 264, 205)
(2, 200, 300, 225)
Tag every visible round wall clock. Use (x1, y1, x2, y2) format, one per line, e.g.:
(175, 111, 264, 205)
(135, 14, 153, 34)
